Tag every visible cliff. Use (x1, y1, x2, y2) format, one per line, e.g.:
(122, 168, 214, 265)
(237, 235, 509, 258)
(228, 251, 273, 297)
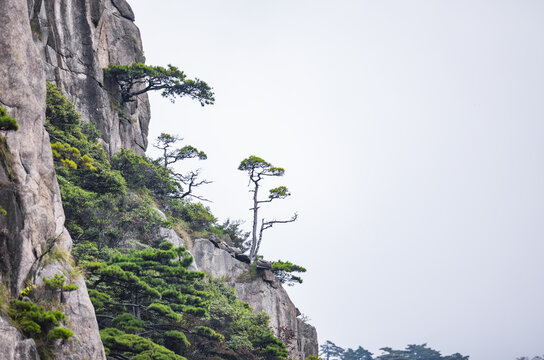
(0, 0, 105, 358)
(29, 0, 150, 155)
(0, 0, 318, 359)
(190, 237, 319, 359)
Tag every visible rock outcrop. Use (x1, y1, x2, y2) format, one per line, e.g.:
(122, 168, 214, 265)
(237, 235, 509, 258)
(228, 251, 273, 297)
(0, 0, 318, 358)
(191, 238, 319, 359)
(0, 317, 40, 360)
(28, 0, 150, 156)
(0, 0, 148, 359)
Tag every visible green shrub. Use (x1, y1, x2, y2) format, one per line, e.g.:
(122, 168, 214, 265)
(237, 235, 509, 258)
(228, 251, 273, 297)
(167, 199, 216, 231)
(200, 279, 287, 357)
(8, 299, 73, 359)
(253, 332, 288, 360)
(111, 149, 177, 197)
(194, 326, 225, 342)
(46, 82, 80, 128)
(0, 106, 18, 131)
(47, 327, 73, 340)
(51, 141, 97, 171)
(209, 219, 250, 251)
(80, 121, 101, 142)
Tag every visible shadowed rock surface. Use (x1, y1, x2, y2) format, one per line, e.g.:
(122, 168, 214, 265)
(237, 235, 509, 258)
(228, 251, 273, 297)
(0, 0, 105, 358)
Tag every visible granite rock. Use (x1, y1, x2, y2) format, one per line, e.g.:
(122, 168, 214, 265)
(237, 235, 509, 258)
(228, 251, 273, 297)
(191, 238, 319, 359)
(0, 0, 105, 358)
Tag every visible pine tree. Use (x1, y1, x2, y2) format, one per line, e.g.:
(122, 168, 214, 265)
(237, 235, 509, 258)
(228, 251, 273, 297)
(320, 340, 345, 360)
(344, 346, 374, 360)
(238, 156, 297, 262)
(85, 242, 220, 359)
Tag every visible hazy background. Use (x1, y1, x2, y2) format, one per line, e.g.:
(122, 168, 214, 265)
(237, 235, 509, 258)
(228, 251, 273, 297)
(128, 1, 544, 359)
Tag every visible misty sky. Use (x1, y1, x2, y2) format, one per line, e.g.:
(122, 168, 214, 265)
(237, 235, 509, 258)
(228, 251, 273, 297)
(128, 1, 544, 359)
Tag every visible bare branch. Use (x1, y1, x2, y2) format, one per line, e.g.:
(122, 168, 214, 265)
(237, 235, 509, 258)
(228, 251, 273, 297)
(262, 213, 298, 230)
(172, 169, 212, 201)
(252, 213, 298, 261)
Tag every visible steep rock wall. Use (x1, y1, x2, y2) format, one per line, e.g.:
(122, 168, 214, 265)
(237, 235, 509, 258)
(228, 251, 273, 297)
(0, 0, 105, 359)
(190, 238, 319, 359)
(28, 0, 150, 156)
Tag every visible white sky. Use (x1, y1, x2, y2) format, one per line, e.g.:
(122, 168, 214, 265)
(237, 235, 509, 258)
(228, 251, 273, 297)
(128, 1, 544, 359)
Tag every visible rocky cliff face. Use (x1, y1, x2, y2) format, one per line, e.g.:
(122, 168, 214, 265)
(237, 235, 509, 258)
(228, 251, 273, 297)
(28, 0, 150, 155)
(190, 237, 319, 359)
(0, 0, 318, 359)
(0, 0, 105, 358)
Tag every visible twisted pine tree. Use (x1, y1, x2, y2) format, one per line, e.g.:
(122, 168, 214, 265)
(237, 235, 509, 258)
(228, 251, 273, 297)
(153, 133, 211, 201)
(104, 63, 215, 105)
(238, 156, 297, 262)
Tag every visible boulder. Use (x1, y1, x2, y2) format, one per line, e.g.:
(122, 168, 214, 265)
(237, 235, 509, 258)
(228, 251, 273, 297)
(256, 258, 272, 270)
(235, 253, 251, 264)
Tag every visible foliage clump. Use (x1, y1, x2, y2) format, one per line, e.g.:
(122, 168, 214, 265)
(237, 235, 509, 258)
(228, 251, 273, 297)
(271, 260, 306, 286)
(7, 273, 77, 359)
(111, 148, 177, 198)
(8, 300, 71, 339)
(202, 278, 287, 359)
(85, 244, 216, 359)
(209, 219, 251, 252)
(0, 106, 18, 131)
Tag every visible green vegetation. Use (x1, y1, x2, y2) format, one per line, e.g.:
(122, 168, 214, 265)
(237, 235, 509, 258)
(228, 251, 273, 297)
(271, 260, 306, 286)
(152, 133, 211, 201)
(319, 341, 469, 360)
(86, 243, 216, 360)
(238, 156, 298, 262)
(43, 82, 290, 359)
(0, 106, 18, 131)
(6, 273, 78, 359)
(209, 219, 250, 252)
(0, 105, 18, 215)
(154, 133, 207, 168)
(203, 278, 287, 357)
(103, 63, 215, 105)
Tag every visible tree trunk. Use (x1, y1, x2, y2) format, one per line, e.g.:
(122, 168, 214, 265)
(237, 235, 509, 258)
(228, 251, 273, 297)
(250, 181, 259, 262)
